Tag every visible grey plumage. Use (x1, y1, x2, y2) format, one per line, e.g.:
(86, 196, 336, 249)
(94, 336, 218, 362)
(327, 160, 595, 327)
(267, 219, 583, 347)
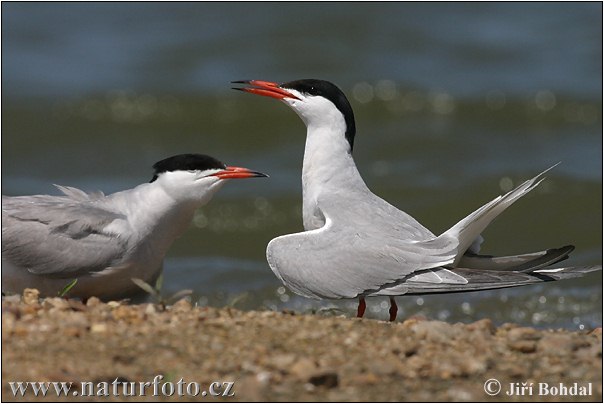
(3, 189, 127, 277)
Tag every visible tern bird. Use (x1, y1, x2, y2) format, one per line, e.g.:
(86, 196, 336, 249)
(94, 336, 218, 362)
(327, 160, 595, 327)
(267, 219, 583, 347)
(2, 153, 267, 301)
(234, 79, 601, 321)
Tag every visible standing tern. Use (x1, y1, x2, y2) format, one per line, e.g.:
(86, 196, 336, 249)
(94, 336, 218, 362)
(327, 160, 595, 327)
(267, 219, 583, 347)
(233, 79, 601, 321)
(2, 153, 267, 301)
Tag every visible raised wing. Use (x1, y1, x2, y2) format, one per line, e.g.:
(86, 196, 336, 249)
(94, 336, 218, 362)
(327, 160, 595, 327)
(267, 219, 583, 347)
(440, 165, 558, 265)
(2, 193, 128, 278)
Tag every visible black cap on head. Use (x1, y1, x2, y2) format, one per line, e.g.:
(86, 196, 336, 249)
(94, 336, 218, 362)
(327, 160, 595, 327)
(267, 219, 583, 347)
(150, 154, 226, 182)
(281, 79, 356, 151)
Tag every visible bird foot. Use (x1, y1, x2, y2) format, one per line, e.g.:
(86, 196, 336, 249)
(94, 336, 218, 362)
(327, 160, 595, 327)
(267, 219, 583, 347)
(357, 297, 366, 318)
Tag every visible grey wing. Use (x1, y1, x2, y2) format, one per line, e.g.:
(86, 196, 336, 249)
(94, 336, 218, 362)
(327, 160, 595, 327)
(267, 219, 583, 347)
(2, 195, 128, 278)
(266, 216, 459, 300)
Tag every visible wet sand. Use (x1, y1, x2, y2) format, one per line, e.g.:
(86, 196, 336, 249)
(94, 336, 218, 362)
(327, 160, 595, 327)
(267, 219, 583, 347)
(2, 290, 601, 402)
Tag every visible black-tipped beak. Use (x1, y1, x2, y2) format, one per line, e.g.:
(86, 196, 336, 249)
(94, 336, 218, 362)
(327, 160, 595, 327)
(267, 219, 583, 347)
(232, 80, 300, 100)
(211, 166, 269, 180)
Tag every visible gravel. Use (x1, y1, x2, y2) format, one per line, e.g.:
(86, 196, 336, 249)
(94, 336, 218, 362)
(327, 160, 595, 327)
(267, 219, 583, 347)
(2, 289, 601, 402)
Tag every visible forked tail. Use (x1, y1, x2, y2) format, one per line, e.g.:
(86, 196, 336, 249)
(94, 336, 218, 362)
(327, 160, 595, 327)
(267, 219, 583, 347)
(439, 164, 559, 266)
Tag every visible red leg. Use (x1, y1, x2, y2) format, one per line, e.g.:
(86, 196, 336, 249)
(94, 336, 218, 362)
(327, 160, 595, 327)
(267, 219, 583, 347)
(357, 297, 366, 318)
(389, 297, 398, 322)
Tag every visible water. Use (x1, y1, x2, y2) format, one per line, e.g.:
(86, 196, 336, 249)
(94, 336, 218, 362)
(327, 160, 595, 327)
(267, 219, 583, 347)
(2, 3, 601, 329)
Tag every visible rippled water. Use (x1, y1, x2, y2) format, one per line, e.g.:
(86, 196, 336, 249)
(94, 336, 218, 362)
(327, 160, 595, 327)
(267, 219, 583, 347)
(2, 3, 601, 328)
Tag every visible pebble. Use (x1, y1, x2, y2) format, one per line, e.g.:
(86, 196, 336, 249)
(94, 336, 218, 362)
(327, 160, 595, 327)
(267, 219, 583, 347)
(270, 353, 296, 370)
(86, 296, 101, 307)
(90, 323, 108, 333)
(537, 333, 578, 353)
(2, 291, 601, 402)
(290, 358, 318, 380)
(170, 298, 192, 312)
(308, 372, 339, 388)
(22, 288, 40, 305)
(507, 326, 542, 341)
(508, 340, 537, 353)
(409, 320, 459, 343)
(43, 297, 70, 311)
(466, 318, 496, 335)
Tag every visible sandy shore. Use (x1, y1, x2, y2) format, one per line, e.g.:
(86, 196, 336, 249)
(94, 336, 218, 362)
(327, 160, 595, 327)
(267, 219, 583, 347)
(2, 289, 602, 402)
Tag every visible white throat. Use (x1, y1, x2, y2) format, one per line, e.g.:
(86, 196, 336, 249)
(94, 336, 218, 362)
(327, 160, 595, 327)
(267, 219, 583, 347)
(300, 116, 366, 231)
(104, 180, 219, 260)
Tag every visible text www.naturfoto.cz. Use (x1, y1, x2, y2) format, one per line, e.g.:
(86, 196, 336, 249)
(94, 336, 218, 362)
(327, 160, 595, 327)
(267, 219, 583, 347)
(8, 375, 235, 398)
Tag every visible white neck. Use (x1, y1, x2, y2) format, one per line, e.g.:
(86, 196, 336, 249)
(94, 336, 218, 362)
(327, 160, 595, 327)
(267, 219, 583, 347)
(301, 124, 367, 230)
(105, 182, 212, 258)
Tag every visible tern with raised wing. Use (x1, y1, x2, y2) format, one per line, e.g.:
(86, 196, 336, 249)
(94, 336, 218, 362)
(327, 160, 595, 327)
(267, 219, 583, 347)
(2, 153, 267, 301)
(234, 79, 601, 321)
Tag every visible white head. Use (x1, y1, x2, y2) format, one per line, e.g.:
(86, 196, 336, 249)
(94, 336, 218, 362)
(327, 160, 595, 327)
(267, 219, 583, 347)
(234, 79, 356, 152)
(150, 154, 267, 205)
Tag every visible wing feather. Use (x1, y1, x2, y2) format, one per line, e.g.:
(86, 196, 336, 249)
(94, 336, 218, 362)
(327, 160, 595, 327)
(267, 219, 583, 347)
(439, 165, 558, 265)
(266, 216, 457, 299)
(2, 193, 128, 277)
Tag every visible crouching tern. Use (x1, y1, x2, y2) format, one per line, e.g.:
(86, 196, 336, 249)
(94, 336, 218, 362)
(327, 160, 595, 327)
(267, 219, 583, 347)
(2, 154, 267, 301)
(234, 79, 601, 321)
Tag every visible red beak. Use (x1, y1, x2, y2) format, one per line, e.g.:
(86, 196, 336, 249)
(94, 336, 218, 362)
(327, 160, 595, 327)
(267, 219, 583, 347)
(232, 80, 300, 100)
(211, 166, 269, 180)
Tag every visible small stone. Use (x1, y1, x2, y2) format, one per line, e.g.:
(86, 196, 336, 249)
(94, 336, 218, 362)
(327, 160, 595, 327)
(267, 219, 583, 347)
(20, 304, 40, 316)
(270, 353, 296, 370)
(410, 320, 458, 343)
(290, 358, 317, 380)
(22, 289, 40, 305)
(144, 304, 157, 315)
(236, 375, 265, 401)
(90, 323, 107, 333)
(506, 327, 541, 353)
(507, 327, 541, 341)
(447, 387, 475, 401)
(43, 297, 70, 311)
(351, 372, 379, 385)
(508, 340, 537, 353)
(466, 318, 496, 335)
(171, 298, 192, 312)
(368, 358, 401, 376)
(459, 356, 489, 375)
(401, 315, 428, 327)
(63, 327, 81, 337)
(86, 297, 101, 307)
(12, 325, 29, 337)
(67, 300, 87, 311)
(255, 371, 272, 386)
(107, 301, 121, 308)
(308, 372, 338, 388)
(3, 294, 21, 304)
(537, 333, 578, 353)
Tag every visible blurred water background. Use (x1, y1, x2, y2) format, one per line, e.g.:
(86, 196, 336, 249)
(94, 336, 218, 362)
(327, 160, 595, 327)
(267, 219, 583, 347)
(2, 3, 601, 329)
